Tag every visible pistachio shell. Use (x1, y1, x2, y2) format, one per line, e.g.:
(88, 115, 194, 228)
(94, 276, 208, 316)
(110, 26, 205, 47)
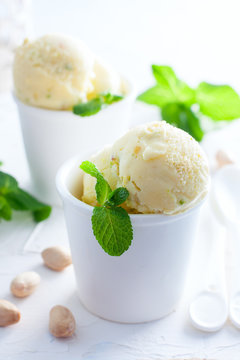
(10, 271, 41, 298)
(49, 305, 76, 338)
(0, 299, 21, 326)
(41, 246, 72, 271)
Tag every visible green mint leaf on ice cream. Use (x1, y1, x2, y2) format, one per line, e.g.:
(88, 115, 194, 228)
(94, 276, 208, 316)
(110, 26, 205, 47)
(80, 161, 112, 205)
(73, 93, 123, 117)
(92, 206, 133, 256)
(101, 93, 123, 105)
(73, 98, 103, 117)
(107, 187, 130, 206)
(80, 161, 133, 256)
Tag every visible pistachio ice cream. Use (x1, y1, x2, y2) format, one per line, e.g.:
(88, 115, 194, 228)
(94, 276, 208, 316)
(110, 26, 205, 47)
(13, 34, 124, 110)
(82, 121, 209, 215)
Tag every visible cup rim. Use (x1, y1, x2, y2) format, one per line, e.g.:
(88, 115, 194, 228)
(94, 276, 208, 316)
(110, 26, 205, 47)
(56, 154, 206, 226)
(12, 76, 135, 114)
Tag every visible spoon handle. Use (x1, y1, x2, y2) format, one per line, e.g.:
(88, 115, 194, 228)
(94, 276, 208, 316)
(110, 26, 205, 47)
(189, 220, 228, 332)
(229, 223, 240, 296)
(206, 225, 227, 295)
(228, 223, 240, 328)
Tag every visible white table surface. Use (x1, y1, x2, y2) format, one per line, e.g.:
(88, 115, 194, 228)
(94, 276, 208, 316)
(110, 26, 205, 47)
(1, 92, 240, 360)
(2, 1, 240, 358)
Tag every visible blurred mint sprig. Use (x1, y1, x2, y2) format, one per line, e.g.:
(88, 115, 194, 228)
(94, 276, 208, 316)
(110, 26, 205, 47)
(73, 93, 123, 117)
(137, 65, 240, 141)
(0, 170, 51, 222)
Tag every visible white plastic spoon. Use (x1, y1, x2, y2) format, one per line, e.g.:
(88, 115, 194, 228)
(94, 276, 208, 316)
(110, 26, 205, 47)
(189, 218, 228, 332)
(211, 164, 240, 329)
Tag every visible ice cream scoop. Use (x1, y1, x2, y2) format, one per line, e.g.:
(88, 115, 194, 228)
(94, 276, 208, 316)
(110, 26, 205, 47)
(13, 34, 124, 110)
(13, 34, 95, 110)
(13, 34, 132, 205)
(82, 121, 209, 215)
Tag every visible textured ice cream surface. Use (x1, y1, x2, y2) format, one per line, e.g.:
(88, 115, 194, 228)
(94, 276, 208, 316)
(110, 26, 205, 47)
(87, 59, 123, 100)
(82, 121, 209, 215)
(13, 34, 125, 110)
(13, 34, 95, 110)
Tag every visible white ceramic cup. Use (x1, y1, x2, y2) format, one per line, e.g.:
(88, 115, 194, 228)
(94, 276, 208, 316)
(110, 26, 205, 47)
(56, 153, 204, 323)
(14, 81, 134, 205)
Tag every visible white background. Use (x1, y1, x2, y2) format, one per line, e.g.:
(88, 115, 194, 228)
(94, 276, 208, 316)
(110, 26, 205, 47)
(32, 0, 240, 93)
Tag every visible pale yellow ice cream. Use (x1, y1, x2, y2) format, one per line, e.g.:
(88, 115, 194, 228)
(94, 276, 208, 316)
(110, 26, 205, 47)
(88, 59, 123, 99)
(13, 34, 95, 110)
(82, 121, 209, 215)
(13, 34, 124, 110)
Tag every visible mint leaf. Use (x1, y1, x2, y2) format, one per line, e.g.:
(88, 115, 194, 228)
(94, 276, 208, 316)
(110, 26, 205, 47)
(80, 160, 133, 256)
(197, 82, 240, 120)
(138, 85, 175, 108)
(152, 65, 196, 105)
(80, 161, 112, 205)
(73, 98, 103, 117)
(138, 66, 195, 107)
(92, 206, 133, 256)
(162, 103, 204, 141)
(152, 65, 177, 85)
(137, 64, 240, 140)
(6, 188, 41, 210)
(6, 188, 47, 210)
(0, 196, 12, 221)
(152, 65, 195, 105)
(73, 93, 124, 117)
(80, 161, 101, 178)
(5, 188, 51, 222)
(0, 161, 3, 166)
(0, 171, 18, 195)
(0, 170, 51, 223)
(33, 206, 52, 222)
(0, 196, 5, 210)
(107, 187, 129, 206)
(100, 93, 123, 104)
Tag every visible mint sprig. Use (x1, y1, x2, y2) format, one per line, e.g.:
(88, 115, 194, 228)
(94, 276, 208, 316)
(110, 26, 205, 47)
(196, 82, 240, 121)
(0, 170, 51, 223)
(107, 187, 129, 206)
(80, 161, 111, 205)
(73, 93, 123, 117)
(80, 161, 133, 256)
(138, 65, 196, 107)
(138, 65, 240, 141)
(161, 103, 204, 142)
